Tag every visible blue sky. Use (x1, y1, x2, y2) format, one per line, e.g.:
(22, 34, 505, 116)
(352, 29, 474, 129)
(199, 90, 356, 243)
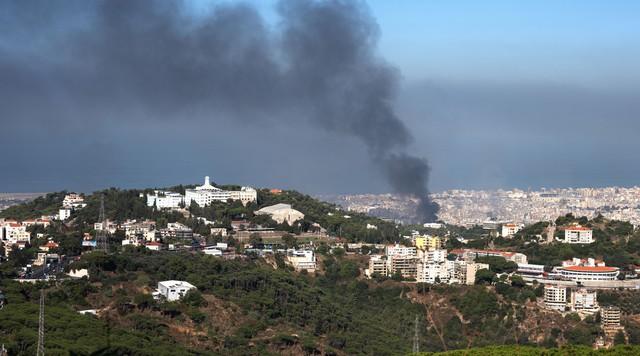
(2, 0, 640, 194)
(370, 0, 640, 89)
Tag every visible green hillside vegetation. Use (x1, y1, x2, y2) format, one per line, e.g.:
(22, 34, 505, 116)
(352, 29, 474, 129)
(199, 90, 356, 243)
(5, 249, 636, 355)
(417, 345, 640, 355)
(0, 187, 401, 243)
(0, 191, 67, 220)
(0, 281, 194, 355)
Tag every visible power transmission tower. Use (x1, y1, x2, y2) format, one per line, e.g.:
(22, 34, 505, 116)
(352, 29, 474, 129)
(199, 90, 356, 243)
(36, 289, 45, 356)
(96, 195, 108, 253)
(412, 314, 420, 354)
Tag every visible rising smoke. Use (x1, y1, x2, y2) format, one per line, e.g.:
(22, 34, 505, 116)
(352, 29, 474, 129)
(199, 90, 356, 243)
(0, 0, 438, 221)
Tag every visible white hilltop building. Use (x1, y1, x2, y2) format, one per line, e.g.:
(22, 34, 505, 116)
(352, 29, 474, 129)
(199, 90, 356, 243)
(255, 203, 304, 225)
(561, 225, 594, 244)
(184, 176, 257, 207)
(147, 191, 184, 209)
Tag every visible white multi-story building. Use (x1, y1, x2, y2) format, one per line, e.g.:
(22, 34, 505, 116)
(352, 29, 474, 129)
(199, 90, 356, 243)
(571, 289, 599, 314)
(517, 263, 545, 277)
(184, 176, 257, 207)
(155, 280, 196, 301)
(417, 261, 451, 284)
(58, 208, 72, 220)
(419, 248, 447, 264)
(563, 225, 594, 244)
(63, 193, 86, 209)
(146, 191, 184, 209)
(3, 223, 30, 244)
(544, 285, 567, 311)
(229, 188, 259, 206)
(366, 255, 388, 277)
(287, 250, 317, 272)
(386, 244, 417, 258)
(601, 306, 622, 330)
(501, 223, 522, 238)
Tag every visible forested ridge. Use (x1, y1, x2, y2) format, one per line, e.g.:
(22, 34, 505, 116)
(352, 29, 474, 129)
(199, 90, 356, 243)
(4, 250, 640, 355)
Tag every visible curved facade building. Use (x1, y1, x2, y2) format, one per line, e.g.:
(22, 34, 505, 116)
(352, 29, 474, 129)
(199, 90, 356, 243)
(557, 265, 619, 281)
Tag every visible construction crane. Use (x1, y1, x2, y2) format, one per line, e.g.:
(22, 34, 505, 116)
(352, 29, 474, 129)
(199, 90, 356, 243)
(36, 289, 45, 356)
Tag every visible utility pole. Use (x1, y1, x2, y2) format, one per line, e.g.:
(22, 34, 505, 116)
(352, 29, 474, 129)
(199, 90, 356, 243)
(36, 289, 45, 356)
(412, 314, 420, 354)
(96, 194, 108, 253)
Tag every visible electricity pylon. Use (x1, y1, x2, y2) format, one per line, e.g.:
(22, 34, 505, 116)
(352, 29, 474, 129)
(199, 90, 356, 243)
(96, 194, 108, 253)
(36, 289, 45, 356)
(412, 314, 420, 354)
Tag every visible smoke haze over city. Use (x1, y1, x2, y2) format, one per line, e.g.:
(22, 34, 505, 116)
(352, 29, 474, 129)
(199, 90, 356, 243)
(1, 0, 640, 199)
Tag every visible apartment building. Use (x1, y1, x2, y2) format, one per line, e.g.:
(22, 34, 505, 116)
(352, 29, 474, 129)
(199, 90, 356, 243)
(287, 250, 317, 272)
(601, 306, 622, 330)
(571, 289, 599, 314)
(415, 235, 441, 250)
(544, 285, 567, 311)
(456, 261, 490, 285)
(2, 223, 31, 244)
(563, 225, 594, 244)
(501, 223, 522, 238)
(416, 261, 451, 283)
(366, 255, 388, 277)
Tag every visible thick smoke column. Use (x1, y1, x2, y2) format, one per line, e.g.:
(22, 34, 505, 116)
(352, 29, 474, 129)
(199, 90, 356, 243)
(0, 0, 438, 221)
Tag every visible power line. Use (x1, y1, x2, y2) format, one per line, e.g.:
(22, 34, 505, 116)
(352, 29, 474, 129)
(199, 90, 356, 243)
(36, 289, 45, 356)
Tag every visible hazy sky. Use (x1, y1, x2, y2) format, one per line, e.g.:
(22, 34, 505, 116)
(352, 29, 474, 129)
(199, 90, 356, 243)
(1, 0, 639, 194)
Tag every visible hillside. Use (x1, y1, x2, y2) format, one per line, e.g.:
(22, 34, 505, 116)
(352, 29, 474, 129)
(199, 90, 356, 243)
(5, 189, 640, 354)
(4, 250, 640, 355)
(0, 187, 400, 244)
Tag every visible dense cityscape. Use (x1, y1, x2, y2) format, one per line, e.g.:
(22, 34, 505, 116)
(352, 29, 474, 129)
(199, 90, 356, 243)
(322, 186, 640, 226)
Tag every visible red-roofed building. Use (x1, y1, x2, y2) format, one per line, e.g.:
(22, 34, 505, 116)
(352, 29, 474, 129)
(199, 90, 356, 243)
(145, 241, 163, 251)
(556, 264, 619, 281)
(40, 241, 59, 252)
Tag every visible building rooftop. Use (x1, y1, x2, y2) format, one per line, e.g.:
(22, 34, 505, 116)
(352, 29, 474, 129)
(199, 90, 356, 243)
(561, 266, 618, 273)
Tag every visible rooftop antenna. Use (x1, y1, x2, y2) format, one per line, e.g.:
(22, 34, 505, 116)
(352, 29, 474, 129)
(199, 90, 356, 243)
(36, 289, 45, 356)
(412, 314, 420, 354)
(96, 194, 108, 253)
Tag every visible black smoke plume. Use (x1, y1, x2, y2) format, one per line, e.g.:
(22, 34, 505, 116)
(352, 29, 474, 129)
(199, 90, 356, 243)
(0, 0, 438, 221)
